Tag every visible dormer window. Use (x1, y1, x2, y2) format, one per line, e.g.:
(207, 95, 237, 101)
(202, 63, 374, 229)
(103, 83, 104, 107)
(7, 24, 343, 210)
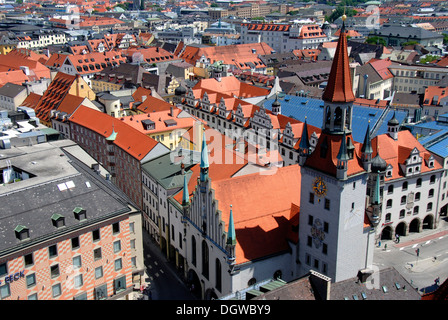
(73, 207, 87, 221)
(15, 225, 29, 241)
(51, 214, 65, 228)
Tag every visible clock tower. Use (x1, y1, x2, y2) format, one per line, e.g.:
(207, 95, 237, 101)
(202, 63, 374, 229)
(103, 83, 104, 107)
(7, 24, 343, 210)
(297, 16, 375, 283)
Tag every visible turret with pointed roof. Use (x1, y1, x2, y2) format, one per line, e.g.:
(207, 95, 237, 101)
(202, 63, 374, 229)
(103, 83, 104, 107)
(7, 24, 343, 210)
(322, 18, 355, 104)
(200, 129, 209, 183)
(226, 205, 236, 267)
(298, 118, 310, 166)
(361, 121, 373, 171)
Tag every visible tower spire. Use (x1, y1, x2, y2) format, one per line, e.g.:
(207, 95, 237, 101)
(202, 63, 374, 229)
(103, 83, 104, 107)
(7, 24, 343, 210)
(200, 129, 209, 182)
(322, 13, 354, 103)
(298, 117, 310, 166)
(361, 120, 373, 171)
(226, 205, 236, 267)
(182, 173, 189, 206)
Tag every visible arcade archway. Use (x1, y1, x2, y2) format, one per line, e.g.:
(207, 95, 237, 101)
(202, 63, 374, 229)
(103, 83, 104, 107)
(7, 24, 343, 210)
(381, 226, 393, 240)
(409, 218, 420, 233)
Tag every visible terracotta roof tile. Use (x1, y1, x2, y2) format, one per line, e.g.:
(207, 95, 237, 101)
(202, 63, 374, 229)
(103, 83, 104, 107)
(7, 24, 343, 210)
(69, 105, 159, 161)
(322, 26, 355, 103)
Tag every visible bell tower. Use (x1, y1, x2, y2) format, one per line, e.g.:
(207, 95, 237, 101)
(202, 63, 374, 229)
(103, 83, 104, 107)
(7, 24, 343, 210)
(321, 15, 355, 135)
(297, 15, 375, 283)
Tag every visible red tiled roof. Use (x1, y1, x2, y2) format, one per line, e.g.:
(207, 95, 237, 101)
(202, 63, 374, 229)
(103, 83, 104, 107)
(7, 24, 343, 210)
(192, 76, 270, 99)
(67, 51, 127, 75)
(322, 26, 355, 103)
(370, 130, 442, 180)
(211, 165, 301, 264)
(304, 133, 364, 177)
(178, 42, 272, 70)
(0, 49, 51, 81)
(69, 105, 159, 161)
(241, 23, 291, 33)
(33, 72, 78, 122)
(423, 86, 448, 106)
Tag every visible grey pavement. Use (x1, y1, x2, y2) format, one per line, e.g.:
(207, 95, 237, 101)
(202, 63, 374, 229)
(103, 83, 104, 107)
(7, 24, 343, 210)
(373, 216, 448, 294)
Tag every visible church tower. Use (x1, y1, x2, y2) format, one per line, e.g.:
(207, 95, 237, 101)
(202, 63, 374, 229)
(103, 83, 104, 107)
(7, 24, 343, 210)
(297, 16, 375, 283)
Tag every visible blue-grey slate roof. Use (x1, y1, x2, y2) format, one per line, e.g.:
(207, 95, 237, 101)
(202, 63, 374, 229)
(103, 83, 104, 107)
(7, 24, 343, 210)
(263, 95, 407, 142)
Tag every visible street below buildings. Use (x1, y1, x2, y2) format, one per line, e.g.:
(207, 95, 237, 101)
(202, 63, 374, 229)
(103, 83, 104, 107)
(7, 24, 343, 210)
(373, 217, 448, 295)
(140, 231, 197, 300)
(137, 218, 448, 300)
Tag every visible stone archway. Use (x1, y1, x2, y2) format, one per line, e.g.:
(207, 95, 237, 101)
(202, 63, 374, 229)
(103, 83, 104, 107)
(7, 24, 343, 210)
(395, 222, 407, 237)
(187, 269, 202, 299)
(381, 226, 393, 240)
(423, 214, 434, 230)
(409, 218, 421, 233)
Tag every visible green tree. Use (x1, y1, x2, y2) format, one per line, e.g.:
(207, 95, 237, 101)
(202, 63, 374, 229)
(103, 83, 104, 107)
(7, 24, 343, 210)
(419, 55, 439, 64)
(401, 40, 419, 46)
(443, 34, 448, 44)
(328, 6, 357, 23)
(365, 36, 387, 46)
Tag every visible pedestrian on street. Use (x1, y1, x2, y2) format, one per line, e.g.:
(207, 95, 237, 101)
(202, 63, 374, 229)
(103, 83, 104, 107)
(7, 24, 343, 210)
(435, 277, 440, 286)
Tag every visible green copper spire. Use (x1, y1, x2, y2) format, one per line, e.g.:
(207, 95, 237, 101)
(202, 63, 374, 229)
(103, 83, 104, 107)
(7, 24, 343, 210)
(200, 129, 209, 182)
(299, 118, 310, 151)
(337, 132, 350, 161)
(200, 129, 209, 169)
(182, 174, 189, 206)
(361, 121, 373, 154)
(226, 205, 236, 246)
(106, 128, 118, 141)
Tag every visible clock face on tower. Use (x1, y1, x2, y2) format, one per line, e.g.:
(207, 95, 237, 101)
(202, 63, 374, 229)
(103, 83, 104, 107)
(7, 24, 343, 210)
(313, 177, 327, 197)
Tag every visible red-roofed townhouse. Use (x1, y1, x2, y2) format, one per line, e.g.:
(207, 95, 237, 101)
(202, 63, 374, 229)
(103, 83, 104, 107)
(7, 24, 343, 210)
(0, 49, 51, 83)
(177, 42, 272, 78)
(240, 23, 330, 53)
(422, 86, 448, 118)
(123, 46, 182, 76)
(58, 50, 127, 85)
(32, 71, 96, 127)
(69, 105, 169, 209)
(354, 58, 394, 100)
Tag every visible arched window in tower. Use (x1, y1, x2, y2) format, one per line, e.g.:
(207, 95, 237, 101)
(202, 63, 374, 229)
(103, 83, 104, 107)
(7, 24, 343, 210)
(334, 107, 342, 130)
(202, 240, 209, 279)
(325, 106, 331, 128)
(346, 106, 351, 130)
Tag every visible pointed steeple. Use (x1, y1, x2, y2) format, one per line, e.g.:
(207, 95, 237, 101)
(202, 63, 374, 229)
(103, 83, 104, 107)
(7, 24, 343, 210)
(299, 118, 310, 151)
(336, 132, 349, 180)
(361, 121, 373, 171)
(182, 174, 189, 206)
(226, 205, 236, 267)
(361, 121, 373, 154)
(322, 15, 355, 103)
(298, 118, 310, 166)
(337, 132, 349, 162)
(271, 93, 281, 115)
(226, 205, 236, 247)
(200, 129, 209, 182)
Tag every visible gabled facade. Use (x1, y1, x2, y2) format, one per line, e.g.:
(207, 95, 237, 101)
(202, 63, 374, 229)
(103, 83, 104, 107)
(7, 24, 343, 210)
(240, 23, 330, 53)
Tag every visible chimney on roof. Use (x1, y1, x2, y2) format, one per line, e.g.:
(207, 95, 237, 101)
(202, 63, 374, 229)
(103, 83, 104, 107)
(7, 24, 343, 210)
(170, 106, 173, 116)
(357, 268, 374, 284)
